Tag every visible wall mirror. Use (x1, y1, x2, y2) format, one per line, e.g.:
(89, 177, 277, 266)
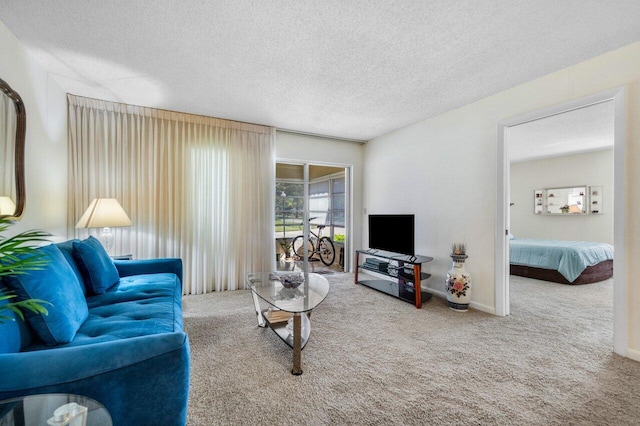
(0, 78, 26, 220)
(544, 185, 587, 215)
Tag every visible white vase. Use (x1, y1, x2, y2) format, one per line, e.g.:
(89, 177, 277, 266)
(446, 254, 471, 311)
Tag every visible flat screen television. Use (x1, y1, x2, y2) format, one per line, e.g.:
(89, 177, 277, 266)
(368, 214, 415, 255)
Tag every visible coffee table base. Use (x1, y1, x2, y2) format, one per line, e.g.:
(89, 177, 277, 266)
(248, 272, 329, 376)
(252, 294, 311, 375)
(292, 313, 302, 375)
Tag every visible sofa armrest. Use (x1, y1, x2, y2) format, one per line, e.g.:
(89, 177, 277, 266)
(114, 258, 183, 283)
(0, 332, 188, 392)
(0, 332, 190, 425)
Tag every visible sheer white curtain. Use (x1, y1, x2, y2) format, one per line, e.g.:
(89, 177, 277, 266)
(67, 95, 275, 294)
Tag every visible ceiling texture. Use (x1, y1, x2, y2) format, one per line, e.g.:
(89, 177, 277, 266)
(1, 1, 640, 142)
(508, 100, 615, 163)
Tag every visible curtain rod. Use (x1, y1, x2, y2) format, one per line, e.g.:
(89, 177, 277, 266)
(276, 128, 367, 144)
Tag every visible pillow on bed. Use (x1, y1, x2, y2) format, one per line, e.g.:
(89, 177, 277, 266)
(509, 233, 515, 240)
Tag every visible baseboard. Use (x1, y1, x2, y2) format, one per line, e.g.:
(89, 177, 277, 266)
(470, 300, 495, 315)
(627, 348, 640, 363)
(425, 287, 495, 315)
(425, 287, 446, 299)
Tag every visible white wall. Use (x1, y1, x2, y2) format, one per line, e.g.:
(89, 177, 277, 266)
(510, 149, 613, 243)
(365, 41, 640, 357)
(0, 20, 68, 239)
(275, 131, 364, 270)
(364, 106, 496, 313)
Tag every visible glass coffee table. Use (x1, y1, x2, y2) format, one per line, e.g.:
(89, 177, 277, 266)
(248, 272, 330, 375)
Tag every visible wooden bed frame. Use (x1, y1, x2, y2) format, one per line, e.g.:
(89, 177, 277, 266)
(510, 260, 613, 285)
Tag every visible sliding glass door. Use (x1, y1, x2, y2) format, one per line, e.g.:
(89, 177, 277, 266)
(275, 162, 350, 272)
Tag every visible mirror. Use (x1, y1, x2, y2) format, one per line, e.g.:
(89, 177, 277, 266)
(544, 185, 587, 215)
(0, 78, 25, 220)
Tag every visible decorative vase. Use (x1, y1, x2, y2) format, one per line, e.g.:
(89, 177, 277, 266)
(446, 254, 471, 311)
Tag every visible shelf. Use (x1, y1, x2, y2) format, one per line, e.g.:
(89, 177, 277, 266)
(360, 263, 431, 281)
(357, 279, 433, 306)
(262, 309, 311, 350)
(398, 269, 431, 281)
(355, 249, 433, 265)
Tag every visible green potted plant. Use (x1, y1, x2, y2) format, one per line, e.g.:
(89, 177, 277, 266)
(0, 218, 52, 323)
(279, 238, 293, 261)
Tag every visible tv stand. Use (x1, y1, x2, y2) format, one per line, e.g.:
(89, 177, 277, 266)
(355, 249, 434, 308)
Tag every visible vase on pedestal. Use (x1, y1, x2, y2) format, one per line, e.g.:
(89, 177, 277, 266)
(446, 252, 471, 312)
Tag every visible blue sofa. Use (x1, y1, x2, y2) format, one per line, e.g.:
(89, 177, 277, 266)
(0, 237, 190, 425)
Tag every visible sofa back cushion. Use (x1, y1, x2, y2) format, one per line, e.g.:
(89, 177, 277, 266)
(73, 236, 120, 295)
(3, 244, 88, 345)
(55, 239, 87, 294)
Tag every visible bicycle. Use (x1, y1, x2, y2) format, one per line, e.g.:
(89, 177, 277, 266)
(291, 217, 336, 266)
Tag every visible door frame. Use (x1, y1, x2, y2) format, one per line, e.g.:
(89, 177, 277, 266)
(495, 87, 627, 356)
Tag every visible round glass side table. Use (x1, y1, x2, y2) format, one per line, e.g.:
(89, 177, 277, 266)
(0, 393, 112, 426)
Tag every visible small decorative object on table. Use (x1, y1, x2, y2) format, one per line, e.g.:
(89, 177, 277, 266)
(446, 243, 472, 311)
(47, 402, 88, 426)
(269, 272, 304, 289)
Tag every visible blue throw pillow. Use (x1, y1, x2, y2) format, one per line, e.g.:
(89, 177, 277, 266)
(3, 244, 88, 345)
(73, 236, 120, 294)
(55, 239, 87, 294)
(0, 295, 33, 353)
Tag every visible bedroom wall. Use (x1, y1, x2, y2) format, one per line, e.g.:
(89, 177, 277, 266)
(275, 131, 365, 271)
(0, 19, 68, 239)
(364, 41, 640, 358)
(510, 149, 613, 243)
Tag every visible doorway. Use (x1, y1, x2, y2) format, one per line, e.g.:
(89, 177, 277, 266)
(275, 161, 350, 273)
(495, 87, 627, 356)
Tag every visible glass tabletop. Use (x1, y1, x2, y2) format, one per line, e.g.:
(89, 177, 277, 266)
(0, 393, 112, 425)
(356, 249, 433, 264)
(248, 272, 330, 313)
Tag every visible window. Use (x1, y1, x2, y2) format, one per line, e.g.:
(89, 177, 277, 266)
(331, 177, 345, 239)
(275, 181, 304, 239)
(275, 173, 345, 240)
(309, 180, 330, 226)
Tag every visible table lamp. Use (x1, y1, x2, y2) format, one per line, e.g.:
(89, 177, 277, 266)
(0, 196, 16, 216)
(75, 198, 132, 253)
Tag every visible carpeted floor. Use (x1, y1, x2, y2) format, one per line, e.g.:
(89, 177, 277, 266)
(182, 274, 640, 425)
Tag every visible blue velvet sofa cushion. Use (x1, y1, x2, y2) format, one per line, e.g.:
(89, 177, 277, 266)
(55, 239, 87, 294)
(73, 236, 119, 294)
(3, 244, 88, 345)
(24, 273, 183, 350)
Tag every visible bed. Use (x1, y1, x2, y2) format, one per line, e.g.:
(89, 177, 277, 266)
(509, 237, 614, 284)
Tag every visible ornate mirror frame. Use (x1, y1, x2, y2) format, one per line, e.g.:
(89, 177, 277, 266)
(0, 77, 26, 220)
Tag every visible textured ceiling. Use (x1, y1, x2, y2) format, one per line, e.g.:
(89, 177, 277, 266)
(508, 101, 614, 163)
(1, 1, 640, 141)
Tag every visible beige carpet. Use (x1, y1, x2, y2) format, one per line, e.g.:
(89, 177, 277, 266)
(182, 274, 640, 425)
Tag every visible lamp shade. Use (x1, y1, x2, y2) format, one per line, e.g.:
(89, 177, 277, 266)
(0, 196, 16, 216)
(75, 198, 132, 228)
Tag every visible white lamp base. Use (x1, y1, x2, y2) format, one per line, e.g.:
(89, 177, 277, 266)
(101, 227, 114, 254)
